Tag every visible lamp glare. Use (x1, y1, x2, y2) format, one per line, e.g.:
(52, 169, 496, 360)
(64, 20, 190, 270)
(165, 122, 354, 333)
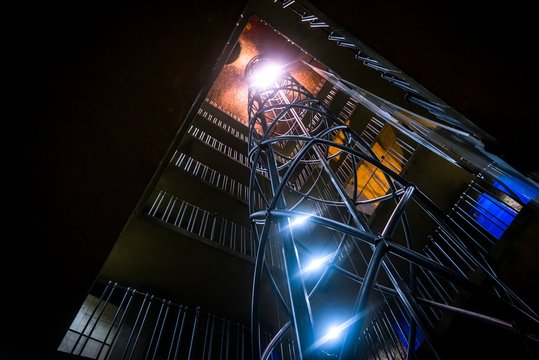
(250, 63, 282, 89)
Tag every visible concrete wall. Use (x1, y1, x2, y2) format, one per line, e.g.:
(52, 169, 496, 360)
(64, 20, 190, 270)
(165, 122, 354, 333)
(9, 1, 249, 358)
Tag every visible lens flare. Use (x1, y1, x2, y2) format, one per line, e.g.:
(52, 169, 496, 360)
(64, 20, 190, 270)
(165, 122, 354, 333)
(289, 214, 311, 228)
(326, 326, 342, 340)
(249, 63, 282, 89)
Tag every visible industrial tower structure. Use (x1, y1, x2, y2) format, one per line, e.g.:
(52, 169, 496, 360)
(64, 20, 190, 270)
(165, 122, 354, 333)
(55, 1, 538, 359)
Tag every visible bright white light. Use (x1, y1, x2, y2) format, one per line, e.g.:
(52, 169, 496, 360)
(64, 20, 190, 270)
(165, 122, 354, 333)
(250, 63, 282, 89)
(310, 316, 362, 351)
(326, 325, 342, 340)
(301, 253, 333, 275)
(289, 214, 311, 228)
(304, 256, 327, 272)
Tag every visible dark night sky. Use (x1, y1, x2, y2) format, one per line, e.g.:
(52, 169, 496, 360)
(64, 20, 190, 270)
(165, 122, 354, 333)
(311, 0, 538, 175)
(5, 0, 538, 357)
(13, 1, 538, 173)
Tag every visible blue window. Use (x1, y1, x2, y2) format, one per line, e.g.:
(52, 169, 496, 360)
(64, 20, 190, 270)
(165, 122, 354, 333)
(471, 193, 517, 240)
(394, 314, 425, 351)
(493, 174, 539, 205)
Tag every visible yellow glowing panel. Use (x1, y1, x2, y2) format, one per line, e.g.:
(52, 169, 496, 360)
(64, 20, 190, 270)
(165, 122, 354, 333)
(349, 126, 406, 210)
(328, 120, 350, 160)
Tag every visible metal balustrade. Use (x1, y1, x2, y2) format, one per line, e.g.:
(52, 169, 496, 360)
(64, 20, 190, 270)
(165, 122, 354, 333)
(337, 98, 358, 123)
(337, 165, 534, 360)
(325, 86, 338, 105)
(356, 297, 423, 360)
(288, 94, 358, 193)
(305, 84, 338, 134)
(360, 117, 385, 145)
(271, 0, 492, 143)
(205, 97, 245, 124)
(59, 279, 299, 360)
(170, 150, 264, 209)
(313, 79, 326, 96)
(334, 117, 384, 185)
(144, 190, 283, 269)
(198, 103, 249, 143)
(145, 190, 253, 256)
(381, 73, 420, 95)
(187, 124, 270, 178)
(450, 174, 521, 246)
(187, 125, 249, 167)
(356, 137, 415, 194)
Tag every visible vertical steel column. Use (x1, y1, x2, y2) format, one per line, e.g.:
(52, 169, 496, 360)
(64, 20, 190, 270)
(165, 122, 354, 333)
(247, 56, 318, 360)
(188, 307, 201, 359)
(245, 53, 539, 360)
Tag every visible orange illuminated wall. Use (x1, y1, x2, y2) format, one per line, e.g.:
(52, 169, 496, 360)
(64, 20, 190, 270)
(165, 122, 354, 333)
(206, 16, 325, 125)
(348, 126, 407, 214)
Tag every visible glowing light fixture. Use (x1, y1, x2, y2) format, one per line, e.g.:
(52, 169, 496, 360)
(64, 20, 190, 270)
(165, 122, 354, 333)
(310, 315, 362, 351)
(303, 254, 333, 273)
(249, 62, 282, 89)
(288, 213, 311, 228)
(307, 257, 326, 271)
(305, 255, 331, 271)
(326, 325, 342, 340)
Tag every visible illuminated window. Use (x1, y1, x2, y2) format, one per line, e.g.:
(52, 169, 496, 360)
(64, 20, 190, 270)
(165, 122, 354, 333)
(456, 176, 523, 241)
(466, 190, 519, 240)
(493, 174, 539, 205)
(328, 119, 351, 160)
(394, 313, 425, 351)
(348, 125, 415, 214)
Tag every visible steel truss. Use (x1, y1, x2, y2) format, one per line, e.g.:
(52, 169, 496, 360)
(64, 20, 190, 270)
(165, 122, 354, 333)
(245, 55, 538, 360)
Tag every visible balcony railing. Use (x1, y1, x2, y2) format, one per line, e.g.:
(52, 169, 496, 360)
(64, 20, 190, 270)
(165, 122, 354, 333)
(450, 173, 522, 248)
(187, 124, 269, 178)
(170, 151, 263, 209)
(59, 279, 298, 360)
(197, 103, 248, 143)
(144, 190, 284, 269)
(188, 125, 249, 167)
(205, 97, 245, 125)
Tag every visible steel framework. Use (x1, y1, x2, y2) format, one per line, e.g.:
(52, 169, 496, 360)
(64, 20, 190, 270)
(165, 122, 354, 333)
(246, 55, 538, 359)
